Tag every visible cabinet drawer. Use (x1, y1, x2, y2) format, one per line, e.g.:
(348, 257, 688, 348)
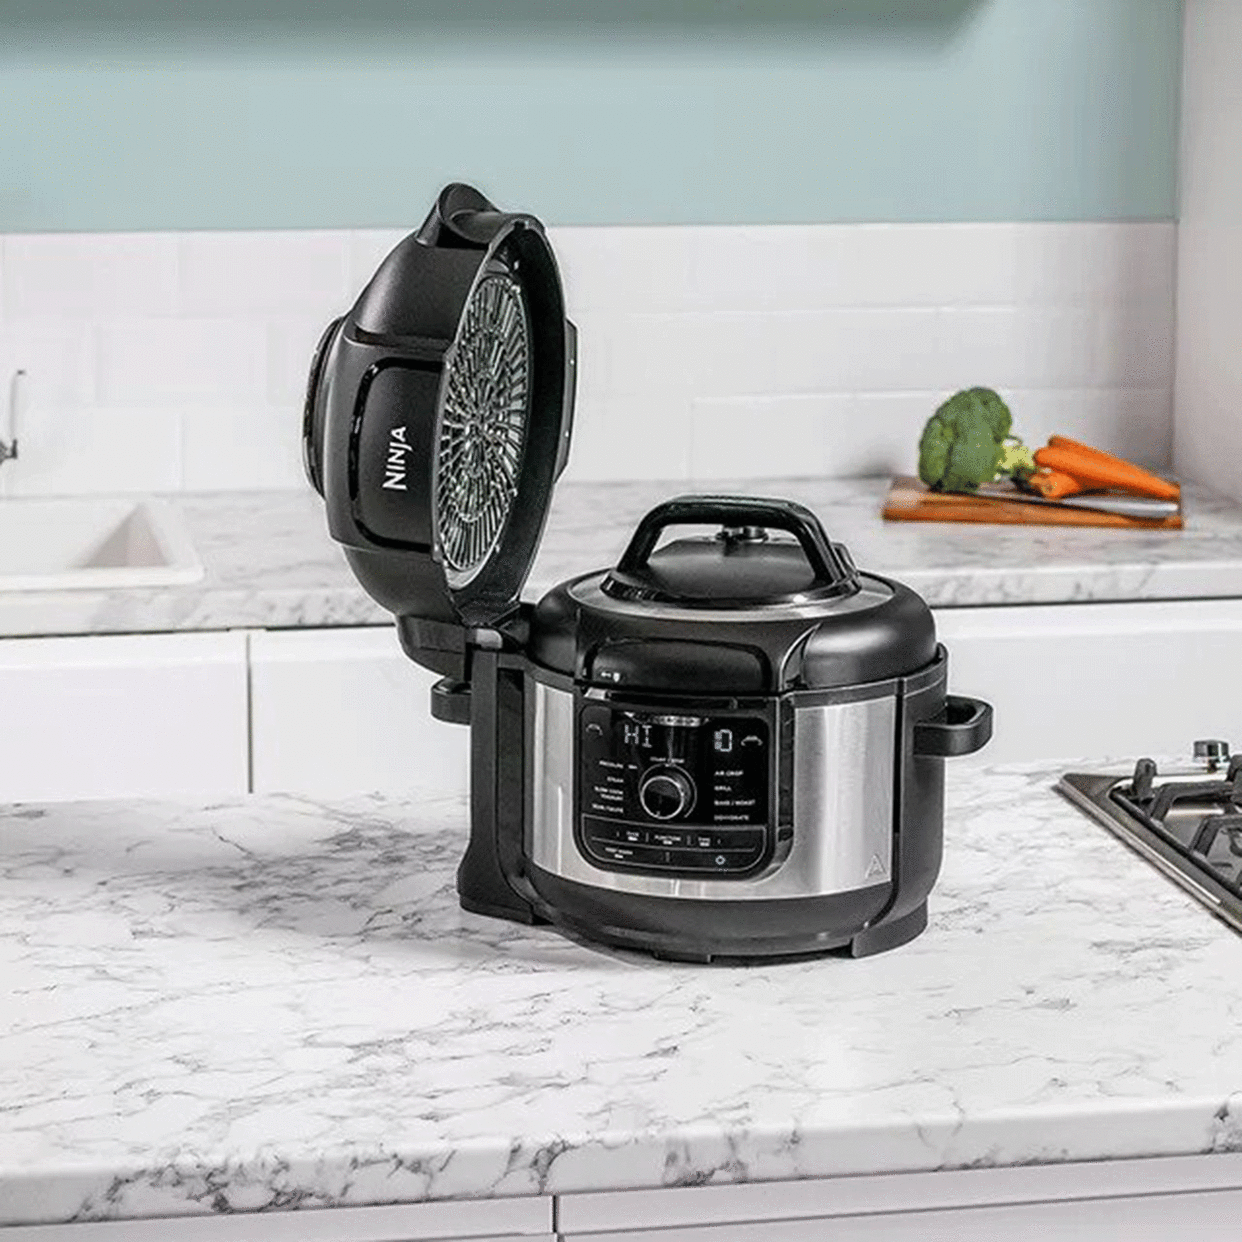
(249, 626, 468, 797)
(0, 1196, 552, 1242)
(559, 1153, 1242, 1237)
(935, 598, 1242, 763)
(565, 1187, 1242, 1241)
(0, 631, 248, 802)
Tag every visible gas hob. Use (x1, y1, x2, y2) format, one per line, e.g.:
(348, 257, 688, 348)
(1060, 741, 1242, 932)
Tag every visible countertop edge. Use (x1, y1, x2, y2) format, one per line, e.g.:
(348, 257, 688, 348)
(6, 1096, 1242, 1226)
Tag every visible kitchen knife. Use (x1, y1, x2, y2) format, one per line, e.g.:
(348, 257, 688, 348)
(974, 483, 1179, 520)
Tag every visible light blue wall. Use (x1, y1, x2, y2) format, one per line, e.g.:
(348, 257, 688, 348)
(0, 0, 1181, 231)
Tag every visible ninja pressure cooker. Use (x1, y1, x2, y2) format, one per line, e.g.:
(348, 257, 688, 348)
(303, 183, 993, 962)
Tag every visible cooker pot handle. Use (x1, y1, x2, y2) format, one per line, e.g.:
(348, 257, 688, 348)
(913, 695, 994, 758)
(616, 495, 852, 589)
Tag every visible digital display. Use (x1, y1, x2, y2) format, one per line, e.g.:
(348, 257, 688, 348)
(577, 703, 772, 876)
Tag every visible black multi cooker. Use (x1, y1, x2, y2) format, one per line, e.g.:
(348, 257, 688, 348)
(303, 183, 992, 962)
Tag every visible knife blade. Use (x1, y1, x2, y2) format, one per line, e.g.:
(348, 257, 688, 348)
(974, 483, 1179, 520)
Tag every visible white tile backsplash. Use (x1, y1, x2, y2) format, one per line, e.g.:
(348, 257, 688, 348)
(266, 315, 334, 406)
(1002, 387, 1174, 470)
(689, 394, 845, 480)
(567, 394, 694, 482)
(347, 229, 406, 293)
(96, 318, 269, 406)
(937, 307, 1098, 390)
(555, 225, 698, 314)
(0, 319, 95, 406)
(179, 231, 353, 317)
(180, 404, 303, 491)
(2, 233, 180, 319)
(1095, 295, 1178, 389)
(0, 405, 182, 497)
(0, 221, 1175, 494)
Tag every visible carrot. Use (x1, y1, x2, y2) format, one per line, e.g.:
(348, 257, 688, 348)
(1024, 469, 1085, 500)
(1048, 435, 1148, 464)
(1033, 443, 1179, 501)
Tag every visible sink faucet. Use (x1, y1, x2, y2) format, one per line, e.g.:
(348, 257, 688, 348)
(0, 370, 24, 467)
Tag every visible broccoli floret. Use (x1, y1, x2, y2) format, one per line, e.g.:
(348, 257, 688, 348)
(918, 388, 1026, 492)
(997, 438, 1035, 479)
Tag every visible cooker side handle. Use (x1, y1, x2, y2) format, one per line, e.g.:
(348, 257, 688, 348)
(913, 695, 993, 758)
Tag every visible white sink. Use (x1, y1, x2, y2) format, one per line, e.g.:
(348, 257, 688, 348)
(0, 497, 204, 591)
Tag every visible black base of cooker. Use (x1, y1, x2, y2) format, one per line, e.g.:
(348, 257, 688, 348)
(526, 865, 927, 962)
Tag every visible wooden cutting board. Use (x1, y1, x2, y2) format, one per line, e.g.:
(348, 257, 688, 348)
(882, 476, 1183, 530)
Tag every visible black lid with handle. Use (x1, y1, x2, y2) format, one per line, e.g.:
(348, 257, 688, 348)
(303, 183, 577, 674)
(601, 495, 860, 608)
(530, 494, 939, 691)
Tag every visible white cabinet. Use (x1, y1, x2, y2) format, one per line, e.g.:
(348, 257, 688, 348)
(0, 1195, 553, 1242)
(564, 1189, 1242, 1241)
(248, 626, 469, 797)
(3, 592, 1237, 804)
(559, 1153, 1242, 1242)
(0, 625, 466, 805)
(245, 596, 1242, 796)
(935, 597, 1242, 763)
(0, 631, 247, 802)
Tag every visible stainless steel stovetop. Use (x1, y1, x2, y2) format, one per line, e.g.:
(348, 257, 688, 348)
(1060, 740, 1242, 932)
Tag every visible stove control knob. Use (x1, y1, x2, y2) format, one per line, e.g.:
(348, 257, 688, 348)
(1194, 739, 1231, 767)
(639, 767, 695, 821)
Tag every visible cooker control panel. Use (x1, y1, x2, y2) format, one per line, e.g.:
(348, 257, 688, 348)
(577, 702, 772, 877)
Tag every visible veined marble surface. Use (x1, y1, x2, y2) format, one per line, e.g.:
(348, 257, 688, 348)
(1, 478, 1242, 637)
(5, 762, 1242, 1226)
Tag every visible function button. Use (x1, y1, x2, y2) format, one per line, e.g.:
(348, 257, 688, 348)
(649, 829, 688, 849)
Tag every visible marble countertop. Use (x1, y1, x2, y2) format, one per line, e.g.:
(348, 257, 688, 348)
(4, 477, 1242, 637)
(5, 762, 1242, 1226)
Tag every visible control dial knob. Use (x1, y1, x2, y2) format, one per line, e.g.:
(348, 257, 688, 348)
(639, 766, 696, 820)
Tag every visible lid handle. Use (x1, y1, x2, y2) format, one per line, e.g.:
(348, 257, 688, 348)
(615, 495, 852, 590)
(415, 182, 542, 250)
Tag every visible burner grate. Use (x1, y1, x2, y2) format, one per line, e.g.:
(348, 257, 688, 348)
(1110, 753, 1242, 895)
(1059, 743, 1242, 935)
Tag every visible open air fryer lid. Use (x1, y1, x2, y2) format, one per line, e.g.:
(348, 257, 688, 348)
(303, 183, 577, 657)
